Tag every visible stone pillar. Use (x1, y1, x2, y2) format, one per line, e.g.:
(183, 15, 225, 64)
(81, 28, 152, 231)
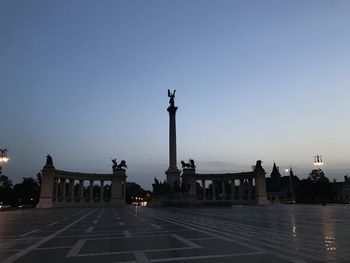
(69, 179, 74, 202)
(221, 180, 226, 199)
(89, 180, 94, 202)
(122, 180, 126, 198)
(111, 169, 127, 205)
(37, 163, 56, 208)
(79, 179, 84, 201)
(239, 179, 244, 200)
(230, 179, 235, 200)
(254, 161, 269, 205)
(54, 178, 59, 201)
(165, 95, 181, 189)
(100, 180, 104, 201)
(212, 180, 216, 200)
(202, 180, 206, 200)
(61, 179, 67, 202)
(248, 178, 253, 200)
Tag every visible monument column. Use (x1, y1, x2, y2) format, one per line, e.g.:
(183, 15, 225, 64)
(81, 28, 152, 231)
(89, 180, 94, 202)
(230, 179, 235, 200)
(100, 180, 104, 201)
(254, 160, 269, 205)
(79, 179, 84, 201)
(165, 89, 181, 189)
(61, 179, 67, 202)
(248, 178, 253, 200)
(69, 179, 74, 202)
(239, 179, 244, 200)
(221, 180, 226, 199)
(202, 180, 206, 200)
(212, 180, 216, 200)
(54, 178, 59, 201)
(37, 155, 56, 208)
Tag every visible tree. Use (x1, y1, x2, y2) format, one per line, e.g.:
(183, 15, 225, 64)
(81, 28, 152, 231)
(14, 177, 41, 207)
(295, 169, 333, 203)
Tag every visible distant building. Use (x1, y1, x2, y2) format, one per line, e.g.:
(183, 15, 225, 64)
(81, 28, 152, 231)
(331, 176, 350, 203)
(266, 163, 300, 202)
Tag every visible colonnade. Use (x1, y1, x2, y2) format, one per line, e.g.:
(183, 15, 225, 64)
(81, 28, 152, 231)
(52, 178, 125, 203)
(197, 178, 255, 201)
(182, 161, 269, 205)
(37, 162, 127, 208)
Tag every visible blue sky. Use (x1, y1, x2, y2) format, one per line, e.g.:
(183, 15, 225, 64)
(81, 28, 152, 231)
(1, 0, 350, 189)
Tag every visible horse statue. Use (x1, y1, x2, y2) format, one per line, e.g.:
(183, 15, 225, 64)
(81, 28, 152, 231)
(117, 160, 127, 170)
(112, 158, 127, 172)
(181, 159, 196, 169)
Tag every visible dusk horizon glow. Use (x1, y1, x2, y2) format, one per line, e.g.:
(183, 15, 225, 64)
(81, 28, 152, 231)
(1, 0, 350, 189)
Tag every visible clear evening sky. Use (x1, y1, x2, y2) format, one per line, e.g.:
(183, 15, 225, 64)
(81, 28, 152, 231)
(1, 0, 350, 189)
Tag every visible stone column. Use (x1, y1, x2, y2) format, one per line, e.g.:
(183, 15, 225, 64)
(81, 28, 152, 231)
(254, 161, 269, 205)
(100, 180, 104, 202)
(54, 178, 59, 201)
(61, 179, 67, 202)
(221, 180, 226, 199)
(123, 180, 126, 198)
(111, 169, 127, 205)
(248, 178, 253, 200)
(239, 179, 244, 200)
(79, 179, 84, 202)
(37, 159, 56, 208)
(165, 94, 181, 189)
(69, 179, 74, 202)
(230, 179, 235, 200)
(212, 180, 216, 200)
(89, 180, 94, 202)
(202, 180, 206, 200)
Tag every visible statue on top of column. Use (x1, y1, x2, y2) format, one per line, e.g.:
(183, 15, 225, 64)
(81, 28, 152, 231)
(45, 154, 54, 166)
(112, 158, 128, 172)
(168, 89, 176, 107)
(181, 159, 196, 169)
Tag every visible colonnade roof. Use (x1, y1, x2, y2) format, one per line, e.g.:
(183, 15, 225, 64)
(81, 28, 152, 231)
(48, 169, 126, 181)
(193, 172, 255, 180)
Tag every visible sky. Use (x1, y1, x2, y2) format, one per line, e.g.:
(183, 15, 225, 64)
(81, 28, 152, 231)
(1, 0, 350, 189)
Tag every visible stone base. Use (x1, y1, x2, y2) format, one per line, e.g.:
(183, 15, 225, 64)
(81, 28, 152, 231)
(37, 197, 54, 208)
(37, 199, 125, 208)
(256, 195, 270, 205)
(165, 169, 181, 189)
(149, 193, 201, 207)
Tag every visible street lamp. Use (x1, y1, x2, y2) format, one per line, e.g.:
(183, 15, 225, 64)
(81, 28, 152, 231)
(314, 155, 323, 166)
(0, 148, 9, 175)
(285, 167, 295, 203)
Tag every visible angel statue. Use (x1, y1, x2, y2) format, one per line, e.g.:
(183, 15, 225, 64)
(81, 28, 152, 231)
(168, 89, 176, 107)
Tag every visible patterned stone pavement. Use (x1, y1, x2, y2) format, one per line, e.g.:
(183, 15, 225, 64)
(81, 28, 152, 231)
(0, 205, 349, 262)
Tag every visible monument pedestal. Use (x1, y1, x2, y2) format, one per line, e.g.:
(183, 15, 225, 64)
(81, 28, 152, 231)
(37, 164, 55, 208)
(165, 168, 181, 189)
(254, 163, 269, 205)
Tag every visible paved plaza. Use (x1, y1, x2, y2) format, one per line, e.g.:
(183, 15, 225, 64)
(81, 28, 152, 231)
(0, 205, 349, 263)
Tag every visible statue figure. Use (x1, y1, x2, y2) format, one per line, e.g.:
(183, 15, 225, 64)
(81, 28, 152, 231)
(46, 154, 53, 166)
(168, 89, 176, 107)
(117, 160, 127, 170)
(112, 158, 127, 172)
(256, 160, 262, 168)
(252, 160, 263, 172)
(181, 159, 196, 169)
(112, 158, 118, 171)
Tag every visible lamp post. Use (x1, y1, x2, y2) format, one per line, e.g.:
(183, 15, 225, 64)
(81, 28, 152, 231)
(0, 148, 9, 176)
(314, 155, 323, 167)
(285, 167, 295, 203)
(313, 155, 324, 178)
